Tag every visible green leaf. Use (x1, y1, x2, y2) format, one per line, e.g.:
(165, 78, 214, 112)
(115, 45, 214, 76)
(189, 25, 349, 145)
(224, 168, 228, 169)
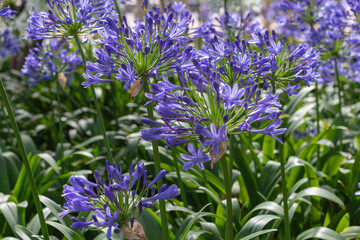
(289, 187, 345, 209)
(137, 209, 163, 240)
(296, 227, 345, 240)
(39, 195, 66, 225)
(185, 230, 208, 240)
(37, 153, 60, 175)
(235, 215, 279, 240)
(14, 225, 40, 240)
(0, 202, 19, 235)
(199, 222, 221, 240)
(239, 229, 278, 240)
(340, 226, 360, 239)
(262, 135, 276, 163)
(175, 203, 211, 240)
(335, 213, 349, 233)
(46, 221, 84, 240)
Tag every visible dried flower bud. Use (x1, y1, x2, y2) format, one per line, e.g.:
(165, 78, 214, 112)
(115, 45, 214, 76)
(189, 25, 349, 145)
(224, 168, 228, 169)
(58, 72, 67, 90)
(131, 79, 142, 101)
(121, 220, 147, 240)
(210, 141, 227, 168)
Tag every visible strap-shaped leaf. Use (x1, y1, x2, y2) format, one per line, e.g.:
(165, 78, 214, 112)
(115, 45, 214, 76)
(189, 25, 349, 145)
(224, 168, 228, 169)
(296, 227, 345, 240)
(289, 187, 345, 208)
(236, 214, 279, 240)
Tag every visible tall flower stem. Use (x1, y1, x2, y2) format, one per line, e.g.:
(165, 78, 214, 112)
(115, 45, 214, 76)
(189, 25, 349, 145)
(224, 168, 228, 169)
(315, 83, 320, 165)
(74, 35, 114, 163)
(334, 58, 343, 150)
(113, 0, 123, 23)
(56, 78, 64, 160)
(229, 135, 234, 195)
(171, 148, 188, 207)
(0, 78, 50, 240)
(142, 76, 169, 240)
(279, 140, 290, 239)
(221, 153, 233, 240)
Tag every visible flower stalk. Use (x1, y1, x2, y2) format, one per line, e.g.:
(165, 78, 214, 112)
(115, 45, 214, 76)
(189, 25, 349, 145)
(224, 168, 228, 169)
(221, 153, 233, 240)
(74, 35, 114, 163)
(279, 140, 290, 239)
(142, 76, 169, 240)
(56, 77, 64, 160)
(334, 58, 343, 150)
(0, 77, 50, 240)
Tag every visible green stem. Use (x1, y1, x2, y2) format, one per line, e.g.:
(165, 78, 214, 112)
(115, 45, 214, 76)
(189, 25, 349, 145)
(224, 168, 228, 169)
(0, 78, 50, 240)
(142, 76, 169, 240)
(229, 135, 234, 194)
(315, 83, 320, 166)
(56, 79, 64, 160)
(110, 82, 120, 128)
(221, 153, 233, 240)
(113, 0, 123, 23)
(171, 148, 188, 207)
(74, 35, 114, 163)
(279, 141, 290, 239)
(334, 58, 343, 150)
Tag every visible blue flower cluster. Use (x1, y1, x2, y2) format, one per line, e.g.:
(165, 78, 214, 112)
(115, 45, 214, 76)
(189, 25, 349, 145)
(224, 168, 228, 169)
(82, 1, 192, 96)
(0, 29, 19, 62)
(60, 161, 178, 239)
(21, 40, 82, 86)
(198, 30, 320, 95)
(0, 0, 16, 20)
(193, 10, 259, 43)
(24, 0, 115, 40)
(268, 0, 360, 85)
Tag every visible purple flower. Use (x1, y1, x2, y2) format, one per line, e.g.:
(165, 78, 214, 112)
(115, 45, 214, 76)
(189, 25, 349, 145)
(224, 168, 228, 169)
(0, 29, 19, 61)
(116, 62, 137, 89)
(202, 124, 227, 155)
(59, 160, 178, 239)
(180, 144, 211, 170)
(0, 0, 16, 20)
(24, 0, 115, 40)
(250, 118, 286, 143)
(21, 39, 82, 87)
(83, 4, 192, 92)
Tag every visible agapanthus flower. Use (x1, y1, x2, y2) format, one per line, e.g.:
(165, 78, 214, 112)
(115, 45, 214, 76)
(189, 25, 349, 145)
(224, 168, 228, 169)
(21, 39, 82, 86)
(0, 0, 16, 20)
(180, 144, 211, 170)
(60, 160, 179, 239)
(141, 67, 286, 169)
(82, 1, 192, 99)
(198, 30, 321, 95)
(269, 0, 350, 46)
(24, 0, 115, 40)
(0, 29, 19, 62)
(192, 10, 258, 43)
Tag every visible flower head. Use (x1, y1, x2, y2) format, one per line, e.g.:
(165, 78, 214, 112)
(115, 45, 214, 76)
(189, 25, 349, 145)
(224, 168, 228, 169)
(21, 39, 82, 86)
(60, 161, 178, 239)
(24, 0, 115, 40)
(0, 0, 16, 20)
(0, 29, 19, 62)
(82, 1, 192, 96)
